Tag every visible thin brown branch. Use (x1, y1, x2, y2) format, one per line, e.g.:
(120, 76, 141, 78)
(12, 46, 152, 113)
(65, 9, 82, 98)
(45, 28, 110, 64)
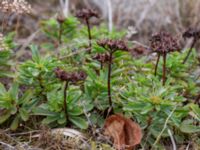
(182, 38, 197, 64)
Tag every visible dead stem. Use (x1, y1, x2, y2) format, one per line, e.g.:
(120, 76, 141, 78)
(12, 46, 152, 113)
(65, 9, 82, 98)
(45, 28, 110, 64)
(182, 38, 196, 64)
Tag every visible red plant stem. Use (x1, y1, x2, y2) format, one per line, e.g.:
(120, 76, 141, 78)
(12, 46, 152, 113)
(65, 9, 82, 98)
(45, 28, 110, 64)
(108, 52, 113, 108)
(155, 53, 160, 76)
(64, 81, 69, 122)
(85, 19, 92, 53)
(162, 52, 167, 86)
(182, 38, 197, 64)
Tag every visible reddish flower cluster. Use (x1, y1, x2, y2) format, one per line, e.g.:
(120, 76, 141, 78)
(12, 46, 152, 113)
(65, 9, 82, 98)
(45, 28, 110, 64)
(56, 15, 65, 24)
(97, 39, 130, 52)
(55, 68, 87, 83)
(183, 28, 200, 39)
(93, 53, 111, 63)
(150, 31, 180, 54)
(182, 28, 200, 64)
(76, 8, 98, 20)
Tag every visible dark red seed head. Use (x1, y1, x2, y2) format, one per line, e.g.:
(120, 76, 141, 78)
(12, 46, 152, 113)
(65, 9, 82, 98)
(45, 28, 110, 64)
(93, 53, 111, 63)
(76, 8, 98, 20)
(57, 14, 65, 24)
(150, 31, 180, 54)
(55, 68, 87, 82)
(183, 28, 200, 39)
(97, 39, 130, 52)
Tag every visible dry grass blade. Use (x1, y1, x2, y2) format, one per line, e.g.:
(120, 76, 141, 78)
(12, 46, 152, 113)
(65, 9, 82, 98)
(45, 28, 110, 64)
(32, 128, 86, 139)
(0, 141, 15, 150)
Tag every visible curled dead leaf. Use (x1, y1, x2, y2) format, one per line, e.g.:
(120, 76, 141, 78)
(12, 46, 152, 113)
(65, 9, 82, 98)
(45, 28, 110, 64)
(104, 114, 142, 150)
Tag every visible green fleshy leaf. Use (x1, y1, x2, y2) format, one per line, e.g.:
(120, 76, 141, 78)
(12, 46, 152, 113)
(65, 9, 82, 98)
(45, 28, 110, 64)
(10, 115, 20, 131)
(9, 82, 19, 100)
(0, 83, 6, 95)
(18, 90, 33, 105)
(0, 110, 11, 124)
(180, 120, 200, 133)
(30, 45, 40, 63)
(69, 116, 88, 129)
(42, 116, 59, 125)
(19, 108, 29, 121)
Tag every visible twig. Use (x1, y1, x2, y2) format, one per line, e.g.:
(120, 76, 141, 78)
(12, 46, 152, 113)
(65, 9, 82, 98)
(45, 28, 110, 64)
(131, 41, 149, 49)
(81, 101, 98, 139)
(9, 130, 41, 136)
(107, 0, 113, 32)
(59, 48, 91, 60)
(60, 0, 69, 17)
(0, 141, 15, 150)
(136, 0, 156, 28)
(81, 101, 93, 127)
(0, 130, 21, 147)
(186, 142, 190, 150)
(167, 129, 177, 150)
(182, 38, 196, 64)
(16, 29, 40, 59)
(151, 105, 177, 149)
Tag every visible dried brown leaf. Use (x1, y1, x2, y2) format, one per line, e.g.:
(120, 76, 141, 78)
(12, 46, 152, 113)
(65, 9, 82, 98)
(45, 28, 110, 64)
(104, 114, 142, 150)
